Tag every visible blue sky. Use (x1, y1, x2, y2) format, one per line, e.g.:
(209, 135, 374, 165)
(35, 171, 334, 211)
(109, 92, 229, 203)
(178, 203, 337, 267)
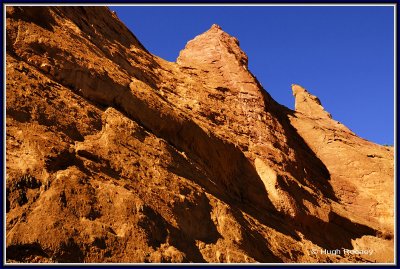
(110, 5, 394, 145)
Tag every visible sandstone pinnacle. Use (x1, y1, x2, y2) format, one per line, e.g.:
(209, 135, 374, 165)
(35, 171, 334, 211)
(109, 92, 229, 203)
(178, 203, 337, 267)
(177, 23, 248, 69)
(210, 23, 222, 30)
(292, 84, 332, 119)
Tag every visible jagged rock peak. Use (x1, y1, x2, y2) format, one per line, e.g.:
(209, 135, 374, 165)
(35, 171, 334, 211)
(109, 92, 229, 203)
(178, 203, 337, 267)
(177, 23, 248, 69)
(210, 23, 222, 30)
(292, 84, 332, 119)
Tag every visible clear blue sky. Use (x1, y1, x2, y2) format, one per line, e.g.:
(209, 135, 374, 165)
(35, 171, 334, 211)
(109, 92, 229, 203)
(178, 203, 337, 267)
(110, 5, 394, 145)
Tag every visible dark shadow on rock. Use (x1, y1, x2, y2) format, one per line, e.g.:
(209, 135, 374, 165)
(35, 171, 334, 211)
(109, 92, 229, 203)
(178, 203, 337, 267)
(137, 205, 169, 249)
(265, 92, 338, 203)
(279, 174, 321, 209)
(108, 82, 304, 260)
(6, 242, 49, 262)
(114, 87, 276, 212)
(7, 174, 42, 211)
(53, 238, 84, 263)
(258, 91, 378, 251)
(7, 7, 56, 31)
(171, 191, 221, 244)
(132, 127, 149, 143)
(45, 148, 91, 176)
(165, 225, 206, 263)
(75, 149, 121, 180)
(52, 67, 306, 246)
(229, 208, 284, 262)
(295, 211, 377, 251)
(6, 108, 31, 123)
(164, 126, 302, 244)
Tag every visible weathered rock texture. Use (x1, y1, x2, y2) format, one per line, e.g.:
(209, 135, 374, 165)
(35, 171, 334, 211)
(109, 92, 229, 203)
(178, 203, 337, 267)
(5, 6, 394, 263)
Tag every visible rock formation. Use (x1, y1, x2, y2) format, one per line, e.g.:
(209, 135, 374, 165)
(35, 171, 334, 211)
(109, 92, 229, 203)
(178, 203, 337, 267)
(5, 6, 394, 263)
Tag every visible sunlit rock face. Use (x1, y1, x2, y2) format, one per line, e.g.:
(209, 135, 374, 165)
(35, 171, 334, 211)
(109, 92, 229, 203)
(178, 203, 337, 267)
(6, 6, 393, 263)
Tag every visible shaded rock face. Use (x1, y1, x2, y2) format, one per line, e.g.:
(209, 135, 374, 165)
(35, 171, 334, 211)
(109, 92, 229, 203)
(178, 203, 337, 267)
(5, 6, 394, 263)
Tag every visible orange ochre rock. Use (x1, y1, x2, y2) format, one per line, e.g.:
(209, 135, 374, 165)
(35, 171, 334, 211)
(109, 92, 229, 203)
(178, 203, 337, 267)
(5, 6, 394, 263)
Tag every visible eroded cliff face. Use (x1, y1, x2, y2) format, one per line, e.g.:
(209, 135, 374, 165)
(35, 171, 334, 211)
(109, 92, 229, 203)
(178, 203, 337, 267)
(5, 6, 394, 263)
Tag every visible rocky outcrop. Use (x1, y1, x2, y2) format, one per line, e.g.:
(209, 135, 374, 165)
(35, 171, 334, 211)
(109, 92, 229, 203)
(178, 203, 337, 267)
(292, 84, 333, 119)
(289, 84, 394, 258)
(6, 6, 394, 263)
